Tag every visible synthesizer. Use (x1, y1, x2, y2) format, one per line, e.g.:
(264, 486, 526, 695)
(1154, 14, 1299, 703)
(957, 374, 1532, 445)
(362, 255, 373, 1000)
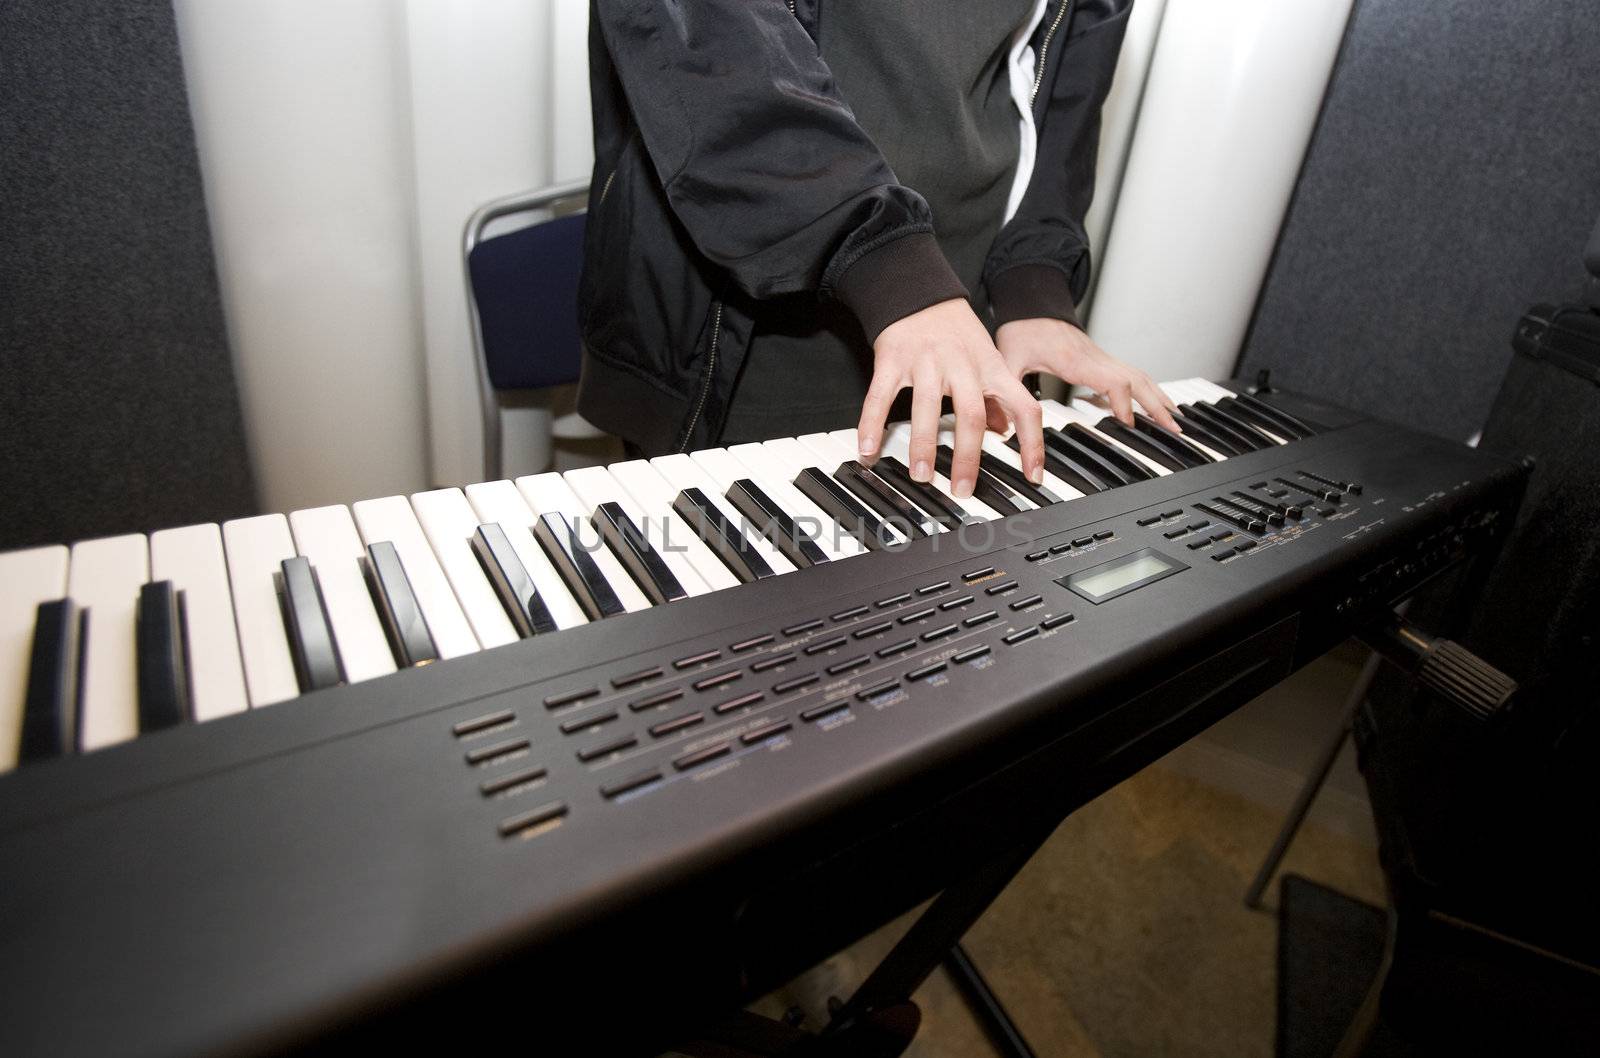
(0, 379, 1527, 1056)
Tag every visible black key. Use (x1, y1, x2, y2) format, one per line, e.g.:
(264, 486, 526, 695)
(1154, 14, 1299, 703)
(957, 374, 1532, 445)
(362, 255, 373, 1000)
(135, 581, 191, 733)
(1132, 413, 1217, 466)
(1216, 394, 1307, 441)
(1038, 430, 1125, 490)
(726, 478, 830, 568)
(741, 720, 793, 745)
(1227, 390, 1320, 438)
(1006, 432, 1102, 495)
(592, 502, 687, 606)
(833, 461, 937, 539)
(936, 446, 1023, 515)
(1094, 418, 1188, 472)
(673, 487, 776, 583)
(472, 523, 558, 636)
(278, 556, 344, 693)
(794, 467, 900, 551)
(1166, 412, 1244, 457)
(20, 599, 83, 762)
(1058, 422, 1154, 483)
(364, 540, 439, 667)
(874, 457, 974, 531)
(533, 512, 626, 620)
(1194, 401, 1278, 448)
(1179, 403, 1268, 452)
(976, 449, 1062, 506)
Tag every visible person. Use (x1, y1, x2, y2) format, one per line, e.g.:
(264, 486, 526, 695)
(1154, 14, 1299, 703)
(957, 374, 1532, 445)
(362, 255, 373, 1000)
(574, 0, 1178, 502)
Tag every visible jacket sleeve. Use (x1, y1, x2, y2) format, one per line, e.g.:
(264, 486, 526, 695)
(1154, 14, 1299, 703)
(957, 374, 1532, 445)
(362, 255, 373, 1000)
(592, 0, 966, 341)
(985, 0, 1134, 329)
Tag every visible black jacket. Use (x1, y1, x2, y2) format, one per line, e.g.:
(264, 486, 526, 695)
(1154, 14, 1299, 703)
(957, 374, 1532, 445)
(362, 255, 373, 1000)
(576, 0, 1133, 454)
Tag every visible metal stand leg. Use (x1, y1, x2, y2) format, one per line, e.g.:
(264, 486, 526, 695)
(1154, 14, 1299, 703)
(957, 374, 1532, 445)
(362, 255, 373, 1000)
(1244, 649, 1384, 910)
(944, 943, 1038, 1058)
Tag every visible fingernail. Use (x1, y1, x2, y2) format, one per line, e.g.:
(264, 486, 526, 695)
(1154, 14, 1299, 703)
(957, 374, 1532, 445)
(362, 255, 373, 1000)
(953, 476, 974, 499)
(1028, 465, 1044, 485)
(913, 459, 931, 482)
(859, 433, 878, 457)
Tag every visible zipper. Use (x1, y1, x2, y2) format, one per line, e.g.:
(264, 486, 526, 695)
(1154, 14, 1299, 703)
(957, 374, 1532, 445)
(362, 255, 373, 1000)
(597, 166, 618, 210)
(678, 300, 724, 452)
(1031, 0, 1070, 105)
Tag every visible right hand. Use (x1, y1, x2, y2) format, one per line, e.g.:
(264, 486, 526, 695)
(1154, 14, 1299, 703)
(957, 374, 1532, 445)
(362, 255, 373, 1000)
(855, 298, 1045, 500)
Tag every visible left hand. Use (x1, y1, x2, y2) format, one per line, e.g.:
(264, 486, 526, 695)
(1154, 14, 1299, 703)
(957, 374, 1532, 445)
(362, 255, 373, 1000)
(994, 317, 1182, 433)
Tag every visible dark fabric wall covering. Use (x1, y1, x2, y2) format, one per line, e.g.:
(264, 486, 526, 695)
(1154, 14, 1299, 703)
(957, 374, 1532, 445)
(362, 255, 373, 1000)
(0, 0, 255, 552)
(1238, 0, 1600, 442)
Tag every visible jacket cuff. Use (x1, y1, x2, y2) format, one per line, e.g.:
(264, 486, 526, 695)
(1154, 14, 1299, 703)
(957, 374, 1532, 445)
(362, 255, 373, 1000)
(833, 232, 969, 343)
(989, 263, 1081, 329)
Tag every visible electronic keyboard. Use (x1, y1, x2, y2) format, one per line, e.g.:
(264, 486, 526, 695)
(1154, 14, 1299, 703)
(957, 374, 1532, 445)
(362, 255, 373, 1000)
(0, 379, 1528, 1056)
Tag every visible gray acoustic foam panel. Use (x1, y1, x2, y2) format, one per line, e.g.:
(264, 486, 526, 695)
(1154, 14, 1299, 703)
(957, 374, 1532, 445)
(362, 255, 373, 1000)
(1237, 0, 1600, 442)
(0, 0, 255, 552)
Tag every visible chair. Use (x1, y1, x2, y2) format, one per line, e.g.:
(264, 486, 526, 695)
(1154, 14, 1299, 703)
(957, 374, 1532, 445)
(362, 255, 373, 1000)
(463, 178, 591, 481)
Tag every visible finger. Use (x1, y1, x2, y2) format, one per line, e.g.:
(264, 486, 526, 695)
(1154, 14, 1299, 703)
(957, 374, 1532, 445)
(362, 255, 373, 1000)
(948, 379, 987, 499)
(984, 396, 1011, 436)
(856, 364, 903, 464)
(1000, 381, 1046, 485)
(1135, 376, 1182, 433)
(907, 362, 943, 483)
(1105, 378, 1135, 427)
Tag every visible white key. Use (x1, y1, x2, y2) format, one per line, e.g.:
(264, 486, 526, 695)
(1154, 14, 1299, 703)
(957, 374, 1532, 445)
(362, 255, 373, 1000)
(725, 442, 866, 559)
(222, 515, 301, 706)
(288, 506, 398, 683)
(652, 453, 797, 574)
(976, 430, 1087, 501)
(67, 534, 147, 751)
(516, 472, 653, 613)
(150, 525, 249, 723)
(876, 424, 1005, 520)
(604, 460, 743, 592)
(463, 481, 589, 630)
(353, 495, 480, 659)
(1055, 398, 1174, 478)
(410, 488, 518, 649)
(564, 465, 715, 597)
(763, 436, 910, 544)
(0, 545, 70, 770)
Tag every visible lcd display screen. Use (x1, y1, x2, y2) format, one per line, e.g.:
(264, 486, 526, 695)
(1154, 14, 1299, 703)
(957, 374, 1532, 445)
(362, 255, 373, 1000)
(1058, 548, 1186, 604)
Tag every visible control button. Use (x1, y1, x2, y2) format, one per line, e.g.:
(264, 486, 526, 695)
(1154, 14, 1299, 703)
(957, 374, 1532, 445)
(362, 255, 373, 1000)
(1235, 540, 1258, 554)
(1094, 530, 1114, 541)
(830, 605, 870, 622)
(559, 709, 619, 735)
(1072, 536, 1093, 547)
(1041, 613, 1076, 631)
(479, 766, 547, 796)
(875, 592, 913, 608)
(875, 639, 916, 658)
(803, 635, 849, 655)
(611, 668, 661, 690)
(600, 771, 661, 799)
(465, 738, 531, 765)
(692, 669, 743, 692)
(907, 661, 948, 681)
(1285, 506, 1305, 520)
(921, 623, 959, 641)
(961, 566, 997, 582)
(801, 700, 849, 722)
(827, 655, 871, 675)
(1025, 550, 1049, 561)
(713, 691, 765, 715)
(543, 687, 599, 710)
(453, 710, 514, 737)
(1187, 539, 1211, 551)
(1211, 531, 1233, 543)
(1212, 551, 1235, 563)
(1161, 509, 1183, 519)
(985, 580, 1018, 596)
(1267, 488, 1289, 499)
(938, 595, 974, 611)
(498, 801, 568, 838)
(730, 633, 775, 653)
(773, 673, 820, 694)
(782, 618, 825, 636)
(751, 653, 797, 673)
(1009, 594, 1043, 612)
(1136, 515, 1161, 527)
(963, 610, 999, 627)
(1048, 542, 1073, 554)
(649, 712, 705, 737)
(857, 680, 899, 701)
(853, 621, 894, 639)
(917, 581, 951, 594)
(1163, 528, 1188, 539)
(1187, 520, 1211, 532)
(952, 645, 991, 664)
(1002, 627, 1039, 645)
(1317, 506, 1336, 517)
(897, 607, 937, 624)
(630, 688, 684, 712)
(577, 735, 638, 763)
(741, 720, 793, 745)
(673, 649, 722, 669)
(672, 743, 731, 771)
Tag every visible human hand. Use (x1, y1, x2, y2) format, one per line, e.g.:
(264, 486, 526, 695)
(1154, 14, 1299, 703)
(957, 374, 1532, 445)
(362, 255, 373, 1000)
(857, 299, 1044, 499)
(994, 318, 1182, 432)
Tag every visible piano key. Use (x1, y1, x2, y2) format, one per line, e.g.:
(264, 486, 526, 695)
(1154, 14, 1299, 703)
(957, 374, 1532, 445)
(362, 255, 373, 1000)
(672, 488, 777, 583)
(1135, 411, 1227, 464)
(150, 524, 249, 722)
(1227, 389, 1320, 438)
(363, 541, 440, 667)
(1160, 409, 1244, 457)
(721, 443, 866, 560)
(1042, 428, 1130, 488)
(977, 432, 1081, 503)
(352, 495, 480, 658)
(1093, 417, 1189, 472)
(872, 456, 977, 531)
(19, 599, 82, 763)
(67, 533, 147, 751)
(1175, 400, 1272, 452)
(516, 473, 652, 613)
(1183, 377, 1314, 437)
(287, 506, 399, 683)
(934, 446, 1026, 515)
(1214, 397, 1293, 444)
(464, 480, 590, 629)
(1182, 393, 1284, 447)
(1047, 400, 1173, 479)
(726, 478, 831, 568)
(471, 523, 559, 636)
(590, 502, 689, 605)
(1006, 430, 1104, 495)
(875, 425, 1004, 521)
(792, 467, 901, 551)
(221, 515, 302, 706)
(599, 461, 738, 593)
(653, 453, 797, 574)
(565, 464, 718, 595)
(278, 556, 345, 692)
(135, 581, 191, 732)
(532, 512, 628, 620)
(831, 460, 941, 539)
(410, 488, 519, 649)
(0, 545, 69, 770)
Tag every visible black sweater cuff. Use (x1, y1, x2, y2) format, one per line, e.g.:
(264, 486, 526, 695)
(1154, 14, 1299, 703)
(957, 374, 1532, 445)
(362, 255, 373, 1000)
(988, 262, 1081, 328)
(833, 232, 969, 343)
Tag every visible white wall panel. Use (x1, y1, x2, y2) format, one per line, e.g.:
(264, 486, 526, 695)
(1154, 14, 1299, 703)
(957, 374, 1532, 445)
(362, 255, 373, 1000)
(1087, 0, 1355, 383)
